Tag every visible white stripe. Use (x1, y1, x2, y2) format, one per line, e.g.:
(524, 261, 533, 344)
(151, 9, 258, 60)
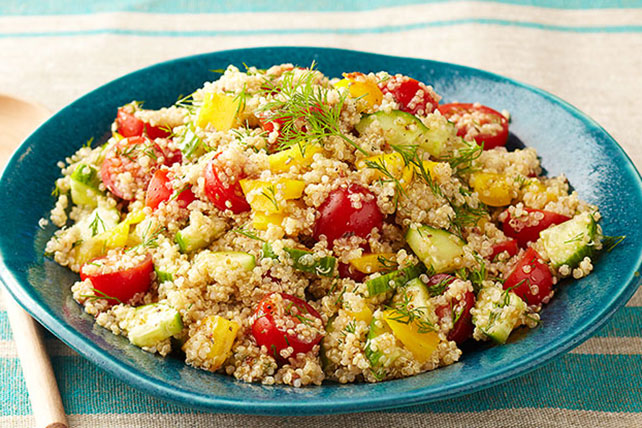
(0, 3, 640, 34)
(2, 408, 642, 428)
(0, 339, 77, 358)
(570, 337, 642, 355)
(627, 286, 642, 307)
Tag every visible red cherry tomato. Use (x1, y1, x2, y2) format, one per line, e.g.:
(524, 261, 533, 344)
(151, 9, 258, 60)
(80, 253, 154, 304)
(489, 239, 519, 261)
(338, 262, 366, 282)
(438, 103, 509, 150)
(313, 184, 384, 246)
(116, 108, 145, 137)
(203, 155, 250, 214)
(502, 208, 571, 247)
(251, 293, 324, 360)
(116, 107, 171, 139)
(503, 248, 553, 306)
(431, 274, 476, 344)
(379, 75, 439, 116)
(145, 169, 195, 210)
(100, 137, 158, 200)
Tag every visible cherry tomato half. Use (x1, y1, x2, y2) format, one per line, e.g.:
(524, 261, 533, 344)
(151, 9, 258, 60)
(438, 103, 509, 150)
(116, 108, 171, 139)
(502, 208, 571, 247)
(489, 239, 519, 261)
(431, 274, 476, 344)
(80, 253, 154, 304)
(503, 247, 553, 306)
(145, 169, 196, 210)
(313, 184, 384, 246)
(379, 75, 439, 116)
(203, 155, 250, 214)
(251, 293, 324, 360)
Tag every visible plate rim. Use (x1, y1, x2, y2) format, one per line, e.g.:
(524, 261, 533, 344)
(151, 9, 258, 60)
(1, 46, 641, 415)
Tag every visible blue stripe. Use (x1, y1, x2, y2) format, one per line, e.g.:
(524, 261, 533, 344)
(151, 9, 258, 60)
(1, 353, 640, 416)
(594, 307, 642, 337)
(0, 19, 641, 39)
(1, 0, 641, 15)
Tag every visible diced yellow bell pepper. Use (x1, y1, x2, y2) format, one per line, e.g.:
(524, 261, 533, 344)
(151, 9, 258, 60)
(348, 252, 397, 274)
(252, 211, 286, 230)
(415, 160, 440, 181)
(345, 305, 373, 325)
(239, 178, 305, 214)
(469, 172, 513, 207)
(268, 144, 322, 173)
(382, 309, 440, 363)
(334, 73, 383, 109)
(112, 131, 125, 141)
(356, 152, 414, 188)
(196, 92, 239, 131)
(522, 179, 559, 204)
(184, 315, 239, 372)
(77, 210, 145, 265)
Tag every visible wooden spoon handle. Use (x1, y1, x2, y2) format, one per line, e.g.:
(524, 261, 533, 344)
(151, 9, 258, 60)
(3, 287, 68, 428)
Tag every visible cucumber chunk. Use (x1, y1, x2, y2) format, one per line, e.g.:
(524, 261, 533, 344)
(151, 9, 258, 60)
(128, 303, 183, 348)
(175, 212, 226, 253)
(70, 164, 103, 207)
(196, 251, 256, 271)
(364, 311, 398, 379)
(261, 242, 336, 277)
(472, 284, 534, 344)
(76, 206, 120, 241)
(355, 110, 449, 158)
(366, 264, 424, 296)
(284, 247, 336, 277)
(405, 225, 465, 274)
(154, 266, 174, 283)
(540, 212, 599, 268)
(398, 278, 435, 320)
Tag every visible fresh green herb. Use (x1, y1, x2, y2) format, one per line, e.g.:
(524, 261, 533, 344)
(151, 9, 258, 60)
(232, 227, 265, 242)
(258, 64, 367, 155)
(426, 276, 452, 297)
(386, 291, 436, 334)
(127, 223, 165, 252)
(603, 235, 626, 252)
(343, 320, 357, 335)
(83, 137, 94, 149)
(79, 287, 123, 304)
(89, 213, 105, 237)
(444, 139, 483, 175)
(564, 233, 585, 244)
(261, 185, 280, 212)
(376, 255, 397, 271)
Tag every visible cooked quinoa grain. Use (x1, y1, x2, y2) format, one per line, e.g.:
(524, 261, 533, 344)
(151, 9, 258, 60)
(45, 64, 605, 386)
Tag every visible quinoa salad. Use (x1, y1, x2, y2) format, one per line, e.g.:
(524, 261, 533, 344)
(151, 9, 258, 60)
(45, 64, 609, 386)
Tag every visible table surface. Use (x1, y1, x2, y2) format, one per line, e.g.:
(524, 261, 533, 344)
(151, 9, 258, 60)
(1, 1, 641, 427)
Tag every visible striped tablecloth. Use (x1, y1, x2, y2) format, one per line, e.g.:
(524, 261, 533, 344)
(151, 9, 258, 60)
(1, 1, 641, 427)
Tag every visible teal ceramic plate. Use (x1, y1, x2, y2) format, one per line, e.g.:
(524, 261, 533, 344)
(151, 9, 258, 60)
(1, 47, 641, 415)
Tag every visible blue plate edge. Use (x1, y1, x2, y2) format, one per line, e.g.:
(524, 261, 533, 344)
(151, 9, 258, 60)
(0, 46, 640, 416)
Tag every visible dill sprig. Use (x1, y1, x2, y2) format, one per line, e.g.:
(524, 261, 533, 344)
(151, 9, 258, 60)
(127, 222, 165, 253)
(444, 139, 483, 175)
(603, 235, 626, 252)
(89, 213, 105, 237)
(232, 227, 265, 242)
(386, 291, 436, 334)
(261, 185, 280, 212)
(257, 64, 367, 155)
(79, 287, 123, 304)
